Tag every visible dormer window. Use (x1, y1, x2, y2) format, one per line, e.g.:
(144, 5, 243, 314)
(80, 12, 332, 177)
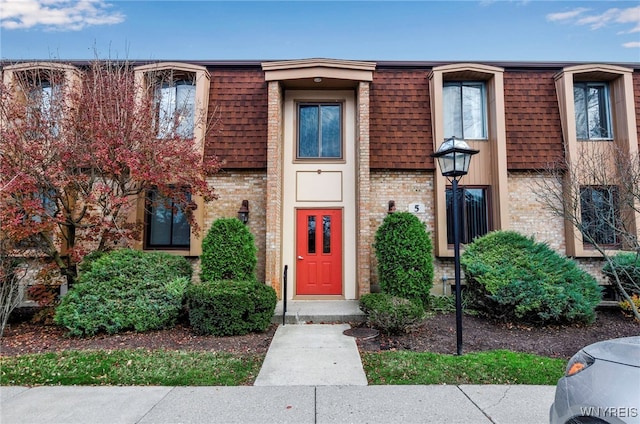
(443, 81, 487, 140)
(573, 82, 612, 140)
(155, 77, 196, 139)
(28, 79, 62, 136)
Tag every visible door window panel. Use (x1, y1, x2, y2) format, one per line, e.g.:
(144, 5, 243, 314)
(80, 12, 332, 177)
(307, 216, 316, 254)
(322, 215, 331, 254)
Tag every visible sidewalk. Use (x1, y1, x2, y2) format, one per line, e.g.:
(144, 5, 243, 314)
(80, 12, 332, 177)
(1, 384, 556, 423)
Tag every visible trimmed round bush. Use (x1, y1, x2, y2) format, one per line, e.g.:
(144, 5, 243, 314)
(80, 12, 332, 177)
(374, 212, 434, 306)
(602, 253, 640, 296)
(186, 280, 276, 336)
(200, 218, 257, 282)
(359, 292, 425, 334)
(461, 231, 602, 325)
(54, 249, 192, 336)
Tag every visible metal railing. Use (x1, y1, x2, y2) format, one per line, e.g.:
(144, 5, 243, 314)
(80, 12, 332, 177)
(282, 265, 288, 325)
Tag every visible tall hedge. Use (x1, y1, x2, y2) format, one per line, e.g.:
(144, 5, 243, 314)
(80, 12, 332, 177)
(374, 212, 434, 305)
(461, 231, 602, 325)
(200, 218, 257, 282)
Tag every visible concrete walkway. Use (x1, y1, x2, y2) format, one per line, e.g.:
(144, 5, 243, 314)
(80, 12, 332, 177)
(1, 385, 556, 423)
(254, 324, 367, 386)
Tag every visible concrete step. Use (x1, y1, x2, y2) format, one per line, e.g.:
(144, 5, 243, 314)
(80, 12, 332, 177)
(273, 300, 365, 324)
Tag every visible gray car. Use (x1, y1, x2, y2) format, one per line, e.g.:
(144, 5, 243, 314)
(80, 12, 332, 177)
(550, 336, 640, 424)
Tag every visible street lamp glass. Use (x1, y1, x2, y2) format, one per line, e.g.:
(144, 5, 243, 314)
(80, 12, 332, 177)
(432, 136, 479, 178)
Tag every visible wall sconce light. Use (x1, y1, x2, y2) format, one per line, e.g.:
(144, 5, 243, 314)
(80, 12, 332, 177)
(388, 200, 396, 214)
(238, 200, 249, 224)
(313, 77, 323, 83)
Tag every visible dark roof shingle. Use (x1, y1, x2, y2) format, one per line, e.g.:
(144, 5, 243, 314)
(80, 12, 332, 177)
(205, 69, 268, 169)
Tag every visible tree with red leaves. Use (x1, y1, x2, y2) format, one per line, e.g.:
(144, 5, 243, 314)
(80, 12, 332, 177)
(0, 59, 219, 288)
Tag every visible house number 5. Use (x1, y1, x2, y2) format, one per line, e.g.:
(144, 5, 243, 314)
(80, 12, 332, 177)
(409, 203, 425, 214)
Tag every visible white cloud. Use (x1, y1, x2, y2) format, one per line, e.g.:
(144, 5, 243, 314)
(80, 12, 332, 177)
(0, 0, 125, 31)
(547, 5, 640, 50)
(615, 6, 640, 33)
(576, 8, 621, 30)
(546, 7, 590, 22)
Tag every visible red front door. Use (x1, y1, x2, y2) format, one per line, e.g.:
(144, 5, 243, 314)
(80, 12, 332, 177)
(296, 209, 342, 295)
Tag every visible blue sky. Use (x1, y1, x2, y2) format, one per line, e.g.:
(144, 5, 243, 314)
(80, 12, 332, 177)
(1, 1, 639, 63)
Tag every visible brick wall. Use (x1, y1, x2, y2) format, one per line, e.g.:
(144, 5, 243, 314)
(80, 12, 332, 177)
(357, 81, 372, 296)
(204, 170, 268, 283)
(507, 172, 606, 283)
(369, 170, 437, 290)
(265, 81, 283, 295)
(507, 172, 566, 252)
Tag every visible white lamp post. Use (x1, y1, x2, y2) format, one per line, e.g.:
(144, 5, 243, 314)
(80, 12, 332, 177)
(432, 136, 479, 355)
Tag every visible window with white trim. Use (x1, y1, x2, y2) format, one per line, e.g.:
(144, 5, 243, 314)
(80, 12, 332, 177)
(574, 82, 613, 140)
(443, 82, 487, 140)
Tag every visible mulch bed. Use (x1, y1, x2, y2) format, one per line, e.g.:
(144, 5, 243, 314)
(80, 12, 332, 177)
(1, 308, 638, 359)
(356, 308, 639, 359)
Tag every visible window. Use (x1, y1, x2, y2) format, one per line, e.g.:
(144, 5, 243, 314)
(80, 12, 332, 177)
(146, 189, 191, 248)
(31, 189, 57, 223)
(446, 187, 490, 244)
(580, 186, 619, 245)
(155, 79, 196, 139)
(574, 82, 612, 140)
(28, 80, 61, 136)
(297, 103, 342, 159)
(443, 82, 487, 140)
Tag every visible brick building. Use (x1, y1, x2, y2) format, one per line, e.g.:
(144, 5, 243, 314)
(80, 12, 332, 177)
(3, 58, 639, 301)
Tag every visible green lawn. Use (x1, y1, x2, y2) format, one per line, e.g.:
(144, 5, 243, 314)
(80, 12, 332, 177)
(0, 349, 264, 386)
(362, 350, 566, 385)
(1, 348, 565, 386)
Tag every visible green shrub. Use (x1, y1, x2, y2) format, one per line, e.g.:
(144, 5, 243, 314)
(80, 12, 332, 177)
(54, 249, 192, 336)
(77, 250, 108, 276)
(359, 292, 425, 334)
(374, 212, 434, 305)
(200, 218, 257, 282)
(460, 231, 601, 325)
(602, 253, 640, 297)
(426, 295, 456, 314)
(186, 280, 276, 336)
